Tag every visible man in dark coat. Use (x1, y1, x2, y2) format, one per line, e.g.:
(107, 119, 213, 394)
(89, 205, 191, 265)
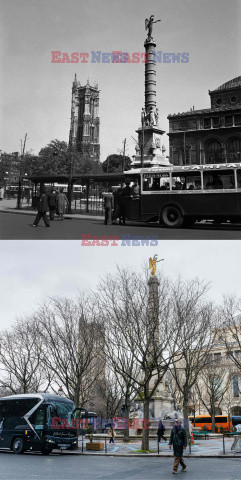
(157, 419, 166, 442)
(33, 189, 50, 227)
(169, 420, 187, 474)
(48, 189, 57, 220)
(121, 181, 133, 225)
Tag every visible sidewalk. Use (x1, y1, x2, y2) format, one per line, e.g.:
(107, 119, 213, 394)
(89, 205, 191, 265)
(55, 436, 241, 458)
(0, 199, 103, 221)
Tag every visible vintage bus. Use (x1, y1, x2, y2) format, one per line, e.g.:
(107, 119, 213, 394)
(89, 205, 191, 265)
(189, 415, 231, 431)
(122, 163, 241, 227)
(0, 393, 87, 454)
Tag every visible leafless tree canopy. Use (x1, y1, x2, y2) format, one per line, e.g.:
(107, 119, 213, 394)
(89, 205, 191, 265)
(34, 295, 104, 407)
(169, 278, 215, 434)
(0, 317, 47, 394)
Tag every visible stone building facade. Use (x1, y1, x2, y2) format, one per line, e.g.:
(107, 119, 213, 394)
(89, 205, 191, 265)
(69, 75, 100, 161)
(168, 77, 241, 166)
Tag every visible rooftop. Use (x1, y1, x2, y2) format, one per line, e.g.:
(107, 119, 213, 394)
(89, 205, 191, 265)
(212, 76, 241, 92)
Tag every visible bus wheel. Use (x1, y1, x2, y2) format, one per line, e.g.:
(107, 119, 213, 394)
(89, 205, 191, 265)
(12, 437, 25, 454)
(161, 206, 183, 228)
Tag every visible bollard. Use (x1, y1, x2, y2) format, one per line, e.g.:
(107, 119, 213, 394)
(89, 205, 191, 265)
(188, 438, 191, 455)
(82, 435, 84, 453)
(105, 436, 107, 453)
(157, 438, 159, 454)
(223, 434, 225, 455)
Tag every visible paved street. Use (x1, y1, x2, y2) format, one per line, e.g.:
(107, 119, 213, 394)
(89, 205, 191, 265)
(0, 453, 240, 480)
(1, 211, 241, 240)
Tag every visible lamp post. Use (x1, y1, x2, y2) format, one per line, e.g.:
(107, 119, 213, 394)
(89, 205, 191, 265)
(17, 133, 27, 209)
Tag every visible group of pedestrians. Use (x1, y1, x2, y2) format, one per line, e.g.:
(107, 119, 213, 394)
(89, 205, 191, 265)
(33, 187, 68, 227)
(103, 180, 138, 226)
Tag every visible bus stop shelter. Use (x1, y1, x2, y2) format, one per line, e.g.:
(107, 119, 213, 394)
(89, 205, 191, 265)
(29, 173, 127, 214)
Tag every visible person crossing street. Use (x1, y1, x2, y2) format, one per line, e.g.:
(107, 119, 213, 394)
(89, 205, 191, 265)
(169, 420, 187, 474)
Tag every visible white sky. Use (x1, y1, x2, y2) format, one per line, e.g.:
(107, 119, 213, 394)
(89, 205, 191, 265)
(1, 240, 241, 329)
(1, 0, 241, 161)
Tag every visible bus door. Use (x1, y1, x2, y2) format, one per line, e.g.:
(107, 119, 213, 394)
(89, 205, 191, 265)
(28, 405, 47, 449)
(123, 177, 141, 220)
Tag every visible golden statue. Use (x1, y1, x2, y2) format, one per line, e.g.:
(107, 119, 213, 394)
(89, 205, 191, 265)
(149, 254, 164, 277)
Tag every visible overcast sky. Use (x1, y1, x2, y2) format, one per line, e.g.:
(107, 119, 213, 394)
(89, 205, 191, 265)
(1, 240, 241, 330)
(1, 0, 240, 161)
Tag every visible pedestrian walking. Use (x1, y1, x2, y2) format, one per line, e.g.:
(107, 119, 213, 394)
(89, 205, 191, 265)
(33, 188, 50, 227)
(103, 188, 114, 225)
(48, 188, 57, 220)
(108, 425, 116, 444)
(57, 188, 68, 220)
(169, 420, 187, 474)
(157, 419, 167, 442)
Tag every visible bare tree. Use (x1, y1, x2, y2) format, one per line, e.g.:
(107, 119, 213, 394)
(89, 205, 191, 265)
(95, 370, 123, 419)
(196, 360, 230, 432)
(170, 278, 215, 436)
(35, 295, 103, 407)
(0, 317, 48, 393)
(96, 266, 181, 451)
(217, 296, 241, 372)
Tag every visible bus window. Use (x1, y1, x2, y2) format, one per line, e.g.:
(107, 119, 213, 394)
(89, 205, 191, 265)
(172, 172, 201, 190)
(237, 169, 241, 188)
(203, 170, 235, 190)
(142, 173, 171, 191)
(29, 407, 45, 427)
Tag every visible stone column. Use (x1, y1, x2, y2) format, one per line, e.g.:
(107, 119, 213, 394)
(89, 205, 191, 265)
(144, 38, 157, 117)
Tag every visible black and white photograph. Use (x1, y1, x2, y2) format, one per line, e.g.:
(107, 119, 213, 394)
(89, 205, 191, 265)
(0, 1, 241, 479)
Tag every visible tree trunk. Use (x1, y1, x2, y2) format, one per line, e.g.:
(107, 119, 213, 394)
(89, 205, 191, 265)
(141, 398, 150, 451)
(123, 407, 130, 442)
(182, 394, 190, 439)
(211, 413, 216, 433)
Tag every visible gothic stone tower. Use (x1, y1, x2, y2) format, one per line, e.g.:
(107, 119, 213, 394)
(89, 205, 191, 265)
(69, 74, 100, 161)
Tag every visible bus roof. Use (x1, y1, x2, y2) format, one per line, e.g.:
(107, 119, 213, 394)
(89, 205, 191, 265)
(124, 163, 241, 175)
(0, 393, 74, 403)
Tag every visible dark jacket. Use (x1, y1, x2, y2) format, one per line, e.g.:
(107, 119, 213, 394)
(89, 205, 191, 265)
(157, 421, 165, 436)
(169, 426, 187, 457)
(122, 185, 133, 198)
(48, 192, 57, 207)
(38, 193, 49, 212)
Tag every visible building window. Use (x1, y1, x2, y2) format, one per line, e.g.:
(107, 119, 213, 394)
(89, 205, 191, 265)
(212, 117, 220, 128)
(227, 138, 241, 162)
(231, 96, 237, 103)
(216, 99, 222, 106)
(204, 118, 211, 129)
(227, 138, 241, 154)
(234, 115, 241, 126)
(205, 140, 222, 164)
(232, 376, 241, 398)
(225, 115, 233, 127)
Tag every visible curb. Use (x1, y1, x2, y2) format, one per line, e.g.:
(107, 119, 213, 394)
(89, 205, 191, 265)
(54, 451, 241, 458)
(0, 209, 103, 221)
